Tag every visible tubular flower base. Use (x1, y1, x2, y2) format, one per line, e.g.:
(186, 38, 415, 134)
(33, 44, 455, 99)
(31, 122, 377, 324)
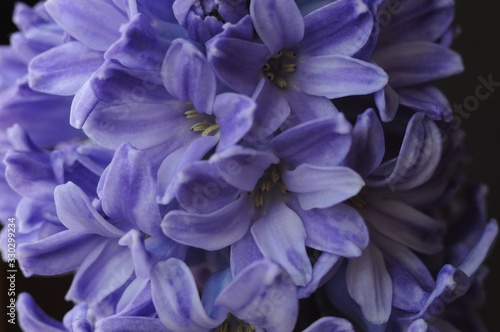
(0, 0, 497, 331)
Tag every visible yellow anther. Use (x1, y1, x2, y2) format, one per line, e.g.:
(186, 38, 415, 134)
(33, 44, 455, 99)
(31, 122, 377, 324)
(283, 50, 296, 58)
(265, 72, 275, 81)
(281, 63, 296, 73)
(255, 191, 264, 207)
(279, 180, 287, 193)
(273, 50, 283, 59)
(273, 77, 287, 88)
(184, 109, 200, 118)
(271, 166, 280, 183)
(191, 122, 210, 132)
(201, 123, 220, 136)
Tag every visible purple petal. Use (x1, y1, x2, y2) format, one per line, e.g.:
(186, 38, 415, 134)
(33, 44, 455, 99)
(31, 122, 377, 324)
(362, 196, 445, 254)
(298, 252, 341, 299)
(251, 202, 312, 286)
(292, 202, 368, 257)
(269, 115, 352, 168)
(299, 0, 371, 57)
(213, 93, 256, 150)
(118, 230, 155, 279)
(283, 165, 364, 210)
(162, 39, 216, 114)
(230, 231, 264, 277)
(372, 42, 463, 88)
(296, 55, 388, 99)
(367, 113, 442, 191)
(96, 317, 171, 332)
(66, 240, 134, 304)
(302, 316, 354, 332)
(250, 0, 304, 55)
(17, 230, 101, 276)
(207, 37, 269, 95)
(343, 108, 385, 178)
(215, 259, 299, 332)
(54, 182, 123, 237)
(459, 220, 498, 277)
(18, 293, 65, 332)
(28, 42, 102, 96)
(98, 143, 162, 237)
(346, 244, 392, 325)
(45, 0, 126, 51)
(284, 86, 338, 128)
(210, 145, 279, 191)
(162, 195, 253, 250)
(374, 85, 400, 122)
(398, 86, 453, 121)
(151, 259, 220, 332)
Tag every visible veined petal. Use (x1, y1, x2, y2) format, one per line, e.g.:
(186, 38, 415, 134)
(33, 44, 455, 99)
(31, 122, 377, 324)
(215, 259, 299, 332)
(269, 115, 352, 168)
(251, 202, 312, 286)
(299, 0, 371, 57)
(54, 182, 123, 237)
(346, 244, 392, 325)
(162, 39, 216, 114)
(151, 259, 220, 332)
(302, 316, 355, 332)
(296, 55, 388, 99)
(162, 194, 253, 250)
(343, 108, 385, 178)
(18, 293, 65, 332)
(283, 165, 364, 210)
(372, 42, 463, 88)
(398, 86, 453, 121)
(250, 0, 304, 55)
(292, 202, 368, 257)
(45, 0, 126, 51)
(98, 143, 162, 237)
(298, 252, 341, 299)
(459, 220, 498, 277)
(374, 85, 400, 122)
(28, 42, 102, 96)
(230, 231, 264, 277)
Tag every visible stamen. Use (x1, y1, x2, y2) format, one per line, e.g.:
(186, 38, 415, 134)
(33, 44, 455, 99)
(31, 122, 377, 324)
(184, 109, 200, 118)
(271, 165, 280, 183)
(191, 122, 211, 132)
(273, 50, 283, 59)
(281, 63, 296, 73)
(278, 180, 287, 193)
(201, 123, 220, 136)
(349, 196, 367, 209)
(262, 62, 270, 71)
(283, 50, 296, 58)
(273, 77, 287, 88)
(265, 72, 275, 81)
(255, 191, 264, 207)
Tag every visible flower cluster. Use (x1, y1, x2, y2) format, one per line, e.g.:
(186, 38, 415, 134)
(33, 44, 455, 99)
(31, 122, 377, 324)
(0, 0, 497, 331)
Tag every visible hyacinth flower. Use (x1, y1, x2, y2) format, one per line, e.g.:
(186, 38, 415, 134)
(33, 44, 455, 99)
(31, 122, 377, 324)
(160, 114, 368, 290)
(366, 0, 463, 121)
(207, 0, 388, 138)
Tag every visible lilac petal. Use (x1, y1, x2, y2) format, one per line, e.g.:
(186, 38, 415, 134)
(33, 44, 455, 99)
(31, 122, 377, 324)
(251, 202, 312, 286)
(114, 278, 153, 317)
(213, 93, 256, 150)
(283, 165, 364, 210)
(96, 317, 172, 332)
(215, 259, 299, 332)
(98, 143, 162, 237)
(362, 196, 445, 254)
(346, 244, 392, 325)
(374, 85, 400, 122)
(18, 293, 65, 332)
(374, 233, 434, 312)
(17, 230, 101, 276)
(299, 0, 371, 57)
(162, 39, 216, 114)
(151, 259, 220, 332)
(174, 161, 241, 214)
(162, 195, 253, 250)
(296, 55, 388, 99)
(118, 230, 155, 279)
(302, 316, 355, 332)
(4, 150, 55, 200)
(210, 145, 279, 191)
(157, 136, 218, 204)
(200, 268, 232, 321)
(207, 37, 269, 95)
(250, 0, 304, 55)
(398, 86, 453, 121)
(105, 13, 173, 73)
(284, 86, 338, 128)
(292, 202, 368, 257)
(28, 42, 102, 96)
(368, 113, 442, 191)
(66, 240, 135, 304)
(45, 0, 125, 51)
(298, 252, 341, 299)
(459, 220, 498, 277)
(70, 80, 99, 128)
(64, 304, 93, 332)
(0, 47, 27, 89)
(343, 109, 385, 177)
(372, 42, 463, 88)
(230, 231, 264, 277)
(54, 182, 123, 237)
(269, 115, 352, 168)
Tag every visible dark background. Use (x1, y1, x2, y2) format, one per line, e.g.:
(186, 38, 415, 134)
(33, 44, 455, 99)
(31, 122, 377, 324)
(1, 0, 499, 331)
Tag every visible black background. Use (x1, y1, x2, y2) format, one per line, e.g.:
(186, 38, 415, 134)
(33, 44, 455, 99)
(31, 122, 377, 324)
(0, 0, 499, 331)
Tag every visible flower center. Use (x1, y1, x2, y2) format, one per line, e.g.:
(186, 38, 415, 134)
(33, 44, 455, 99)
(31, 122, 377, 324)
(346, 187, 369, 209)
(262, 49, 296, 89)
(251, 164, 287, 208)
(183, 103, 219, 136)
(217, 313, 255, 332)
(192, 0, 226, 23)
